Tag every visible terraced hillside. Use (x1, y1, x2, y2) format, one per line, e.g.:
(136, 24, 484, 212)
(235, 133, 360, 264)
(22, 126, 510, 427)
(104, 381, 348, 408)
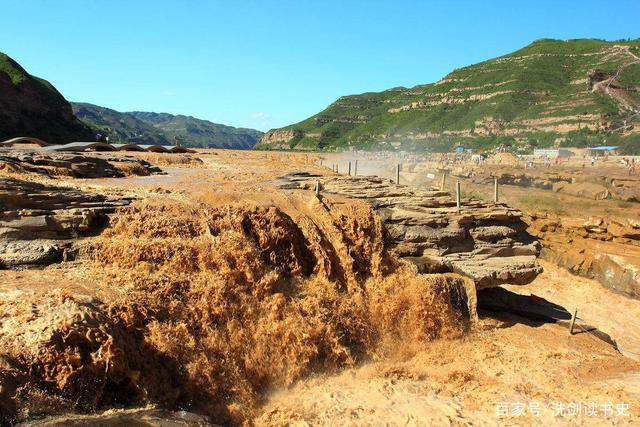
(73, 103, 263, 149)
(259, 39, 640, 153)
(0, 53, 94, 143)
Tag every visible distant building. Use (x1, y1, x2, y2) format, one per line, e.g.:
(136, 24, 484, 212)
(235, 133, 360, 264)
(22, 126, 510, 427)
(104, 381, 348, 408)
(533, 148, 574, 158)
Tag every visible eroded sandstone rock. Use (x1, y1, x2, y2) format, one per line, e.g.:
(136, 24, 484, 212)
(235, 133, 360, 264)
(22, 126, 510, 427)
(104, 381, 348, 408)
(277, 173, 542, 288)
(552, 181, 609, 200)
(450, 166, 640, 203)
(0, 150, 162, 178)
(0, 177, 132, 267)
(527, 213, 640, 298)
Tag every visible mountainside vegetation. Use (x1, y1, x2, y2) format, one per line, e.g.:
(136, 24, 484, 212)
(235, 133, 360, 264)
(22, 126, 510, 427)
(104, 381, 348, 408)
(258, 39, 640, 154)
(0, 53, 94, 143)
(72, 103, 263, 149)
(129, 111, 263, 149)
(71, 103, 170, 145)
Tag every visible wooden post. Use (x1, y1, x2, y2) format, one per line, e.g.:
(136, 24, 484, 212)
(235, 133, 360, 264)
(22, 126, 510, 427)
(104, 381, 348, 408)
(319, 159, 323, 166)
(396, 164, 401, 184)
(569, 308, 578, 335)
(354, 159, 358, 176)
(315, 180, 320, 197)
(440, 172, 447, 191)
(456, 180, 461, 209)
(348, 161, 352, 176)
(494, 177, 499, 203)
(336, 163, 339, 174)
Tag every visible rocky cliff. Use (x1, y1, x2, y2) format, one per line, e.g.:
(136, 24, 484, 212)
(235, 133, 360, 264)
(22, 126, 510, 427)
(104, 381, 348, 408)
(0, 53, 94, 143)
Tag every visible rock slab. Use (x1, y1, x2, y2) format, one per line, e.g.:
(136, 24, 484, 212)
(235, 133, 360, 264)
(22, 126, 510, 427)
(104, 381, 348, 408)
(0, 177, 132, 267)
(278, 173, 542, 288)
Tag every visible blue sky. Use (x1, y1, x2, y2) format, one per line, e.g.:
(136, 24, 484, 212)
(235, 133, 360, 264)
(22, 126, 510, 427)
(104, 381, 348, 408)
(1, 0, 639, 131)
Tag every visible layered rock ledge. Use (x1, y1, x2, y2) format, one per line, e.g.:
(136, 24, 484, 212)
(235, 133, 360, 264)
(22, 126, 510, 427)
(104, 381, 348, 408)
(0, 150, 163, 178)
(0, 177, 132, 267)
(451, 166, 640, 202)
(528, 213, 640, 298)
(277, 173, 542, 289)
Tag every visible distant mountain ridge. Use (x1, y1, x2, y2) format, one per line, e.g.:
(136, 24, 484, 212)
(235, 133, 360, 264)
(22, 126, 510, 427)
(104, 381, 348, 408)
(129, 111, 263, 149)
(0, 51, 263, 149)
(72, 103, 263, 149)
(258, 38, 640, 154)
(71, 102, 170, 145)
(0, 52, 94, 143)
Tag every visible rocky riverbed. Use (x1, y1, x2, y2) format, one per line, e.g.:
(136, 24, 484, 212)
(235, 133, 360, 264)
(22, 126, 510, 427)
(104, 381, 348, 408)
(1, 149, 638, 426)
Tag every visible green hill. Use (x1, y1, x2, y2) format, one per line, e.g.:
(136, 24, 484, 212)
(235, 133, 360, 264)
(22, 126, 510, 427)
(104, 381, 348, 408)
(0, 53, 94, 143)
(258, 39, 640, 154)
(72, 103, 170, 145)
(129, 111, 263, 149)
(72, 103, 263, 149)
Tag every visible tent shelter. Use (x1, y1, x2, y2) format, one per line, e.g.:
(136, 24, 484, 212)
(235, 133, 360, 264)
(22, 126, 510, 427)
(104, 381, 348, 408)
(1, 137, 195, 154)
(586, 146, 618, 157)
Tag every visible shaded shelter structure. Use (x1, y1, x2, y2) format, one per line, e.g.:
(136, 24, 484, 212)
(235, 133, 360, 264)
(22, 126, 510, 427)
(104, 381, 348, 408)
(0, 137, 50, 147)
(587, 146, 619, 157)
(45, 142, 117, 152)
(110, 143, 146, 152)
(1, 137, 195, 153)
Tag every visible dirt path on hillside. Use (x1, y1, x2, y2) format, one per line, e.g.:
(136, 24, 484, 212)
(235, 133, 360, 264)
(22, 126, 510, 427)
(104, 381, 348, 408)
(594, 45, 640, 116)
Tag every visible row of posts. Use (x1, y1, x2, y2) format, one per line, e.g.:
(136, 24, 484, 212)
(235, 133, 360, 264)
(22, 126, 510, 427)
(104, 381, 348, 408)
(441, 172, 499, 206)
(327, 160, 359, 176)
(317, 159, 500, 204)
